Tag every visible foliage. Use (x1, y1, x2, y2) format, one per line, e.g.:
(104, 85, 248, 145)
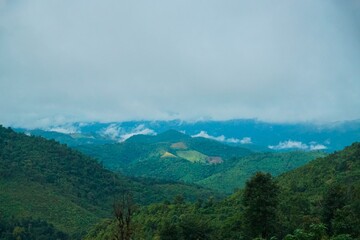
(76, 131, 325, 193)
(277, 143, 360, 238)
(3, 125, 360, 239)
(0, 216, 68, 240)
(242, 172, 279, 240)
(87, 143, 360, 240)
(284, 223, 328, 240)
(322, 184, 347, 234)
(75, 131, 256, 188)
(0, 126, 218, 237)
(198, 151, 325, 193)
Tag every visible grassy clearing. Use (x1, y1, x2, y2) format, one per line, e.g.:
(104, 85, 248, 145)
(176, 150, 208, 163)
(161, 151, 177, 158)
(170, 142, 188, 150)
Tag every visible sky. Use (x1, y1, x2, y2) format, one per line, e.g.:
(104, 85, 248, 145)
(1, 0, 360, 128)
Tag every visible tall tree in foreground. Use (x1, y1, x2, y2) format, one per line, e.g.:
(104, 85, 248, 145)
(113, 192, 135, 240)
(242, 172, 279, 240)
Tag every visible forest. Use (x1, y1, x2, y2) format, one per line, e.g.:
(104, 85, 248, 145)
(0, 125, 359, 239)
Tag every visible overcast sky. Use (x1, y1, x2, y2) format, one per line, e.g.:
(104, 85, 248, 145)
(1, 0, 360, 128)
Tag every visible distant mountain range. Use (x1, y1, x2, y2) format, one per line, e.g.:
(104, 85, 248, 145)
(2, 121, 359, 239)
(12, 122, 328, 193)
(76, 130, 253, 186)
(14, 119, 360, 152)
(75, 130, 326, 193)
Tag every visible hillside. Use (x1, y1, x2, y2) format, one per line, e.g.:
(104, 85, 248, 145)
(278, 142, 360, 194)
(197, 151, 326, 193)
(16, 120, 360, 151)
(77, 130, 325, 193)
(76, 130, 253, 182)
(0, 126, 219, 237)
(15, 128, 114, 146)
(276, 142, 360, 235)
(86, 143, 360, 239)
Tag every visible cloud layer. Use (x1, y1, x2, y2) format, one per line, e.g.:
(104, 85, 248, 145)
(1, 0, 360, 127)
(99, 124, 156, 142)
(192, 131, 252, 144)
(268, 140, 327, 151)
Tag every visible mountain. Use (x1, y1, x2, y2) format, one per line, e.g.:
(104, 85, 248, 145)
(87, 142, 360, 239)
(15, 119, 360, 152)
(76, 130, 325, 193)
(276, 142, 360, 235)
(15, 128, 114, 146)
(76, 130, 253, 183)
(278, 142, 360, 194)
(198, 151, 326, 193)
(0, 126, 219, 238)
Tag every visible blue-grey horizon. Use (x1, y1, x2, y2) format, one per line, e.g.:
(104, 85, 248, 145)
(1, 0, 360, 128)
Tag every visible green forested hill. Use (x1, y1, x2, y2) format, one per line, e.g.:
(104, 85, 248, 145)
(76, 130, 325, 193)
(278, 142, 360, 195)
(198, 151, 326, 193)
(4, 122, 354, 239)
(86, 143, 360, 239)
(276, 142, 360, 236)
(0, 126, 218, 238)
(76, 130, 253, 184)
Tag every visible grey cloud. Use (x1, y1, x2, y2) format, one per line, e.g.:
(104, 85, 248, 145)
(0, 0, 360, 127)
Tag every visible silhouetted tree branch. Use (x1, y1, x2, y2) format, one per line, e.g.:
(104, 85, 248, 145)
(113, 192, 134, 240)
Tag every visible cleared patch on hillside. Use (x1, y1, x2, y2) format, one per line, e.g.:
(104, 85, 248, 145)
(207, 156, 223, 165)
(176, 150, 208, 163)
(161, 151, 177, 158)
(171, 142, 188, 150)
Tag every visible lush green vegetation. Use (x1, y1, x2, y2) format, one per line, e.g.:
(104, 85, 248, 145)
(3, 124, 359, 239)
(76, 130, 254, 184)
(0, 216, 68, 240)
(0, 126, 219, 238)
(76, 131, 325, 193)
(86, 143, 360, 240)
(276, 142, 360, 237)
(198, 151, 326, 193)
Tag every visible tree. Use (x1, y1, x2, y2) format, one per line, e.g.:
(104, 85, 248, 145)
(322, 184, 346, 234)
(158, 220, 182, 240)
(284, 223, 327, 240)
(242, 172, 279, 239)
(179, 215, 212, 240)
(113, 192, 135, 240)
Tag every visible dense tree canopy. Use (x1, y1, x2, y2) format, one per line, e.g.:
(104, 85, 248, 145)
(242, 172, 279, 239)
(1, 125, 360, 239)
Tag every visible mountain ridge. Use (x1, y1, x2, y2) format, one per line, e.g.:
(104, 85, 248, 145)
(121, 142, 360, 239)
(15, 119, 360, 151)
(76, 130, 326, 193)
(0, 125, 220, 236)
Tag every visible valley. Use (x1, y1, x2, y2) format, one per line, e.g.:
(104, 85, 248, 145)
(2, 1, 359, 239)
(1, 124, 359, 239)
(0, 126, 219, 238)
(87, 143, 360, 240)
(75, 130, 326, 193)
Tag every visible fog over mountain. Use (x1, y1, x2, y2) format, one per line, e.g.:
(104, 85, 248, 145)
(1, 0, 360, 128)
(14, 119, 360, 152)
